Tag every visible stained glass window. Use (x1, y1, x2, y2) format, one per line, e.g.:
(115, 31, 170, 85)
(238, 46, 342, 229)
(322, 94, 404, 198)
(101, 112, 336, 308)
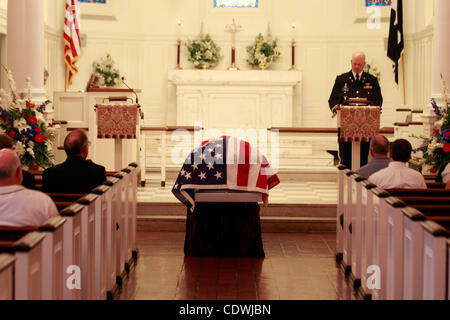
(78, 0, 106, 4)
(365, 0, 391, 6)
(214, 0, 258, 8)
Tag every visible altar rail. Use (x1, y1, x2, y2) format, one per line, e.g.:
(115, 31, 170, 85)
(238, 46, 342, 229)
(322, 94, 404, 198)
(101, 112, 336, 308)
(139, 126, 395, 187)
(337, 165, 450, 300)
(0, 163, 138, 300)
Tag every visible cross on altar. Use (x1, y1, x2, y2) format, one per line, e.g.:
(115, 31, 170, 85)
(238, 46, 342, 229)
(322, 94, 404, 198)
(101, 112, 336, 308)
(225, 18, 242, 71)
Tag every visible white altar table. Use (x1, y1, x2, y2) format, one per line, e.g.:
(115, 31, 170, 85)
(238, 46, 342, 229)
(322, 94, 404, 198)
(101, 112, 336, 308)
(167, 70, 302, 130)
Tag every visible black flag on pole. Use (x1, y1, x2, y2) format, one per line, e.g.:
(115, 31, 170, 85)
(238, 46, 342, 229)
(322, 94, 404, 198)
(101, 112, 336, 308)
(387, 0, 404, 84)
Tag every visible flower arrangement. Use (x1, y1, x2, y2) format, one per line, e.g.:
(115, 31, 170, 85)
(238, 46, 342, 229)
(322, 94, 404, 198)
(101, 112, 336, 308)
(364, 63, 381, 82)
(412, 74, 450, 173)
(0, 65, 56, 170)
(186, 33, 222, 69)
(92, 53, 122, 87)
(246, 33, 280, 70)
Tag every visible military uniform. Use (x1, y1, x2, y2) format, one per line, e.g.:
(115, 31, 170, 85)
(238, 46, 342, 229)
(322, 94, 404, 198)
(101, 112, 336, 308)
(328, 71, 383, 169)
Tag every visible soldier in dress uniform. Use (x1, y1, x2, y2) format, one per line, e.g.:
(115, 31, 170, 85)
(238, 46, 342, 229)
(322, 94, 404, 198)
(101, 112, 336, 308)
(328, 51, 383, 169)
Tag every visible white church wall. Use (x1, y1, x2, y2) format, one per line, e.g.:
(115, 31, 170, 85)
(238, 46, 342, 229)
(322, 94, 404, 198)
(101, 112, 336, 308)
(0, 0, 436, 130)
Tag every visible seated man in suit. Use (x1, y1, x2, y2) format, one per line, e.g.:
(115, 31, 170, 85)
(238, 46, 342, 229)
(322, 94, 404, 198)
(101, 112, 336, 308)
(355, 135, 390, 179)
(328, 51, 383, 169)
(369, 139, 427, 189)
(42, 129, 106, 193)
(0, 134, 36, 189)
(0, 149, 58, 227)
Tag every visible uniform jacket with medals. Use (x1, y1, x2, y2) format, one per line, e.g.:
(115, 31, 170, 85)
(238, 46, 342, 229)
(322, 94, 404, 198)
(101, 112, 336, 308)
(328, 71, 383, 110)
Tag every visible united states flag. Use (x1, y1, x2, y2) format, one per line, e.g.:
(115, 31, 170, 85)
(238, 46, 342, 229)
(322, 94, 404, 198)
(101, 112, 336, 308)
(172, 136, 280, 211)
(64, 0, 81, 87)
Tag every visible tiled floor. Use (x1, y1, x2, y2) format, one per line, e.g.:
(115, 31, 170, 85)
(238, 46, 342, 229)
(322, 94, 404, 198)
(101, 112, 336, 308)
(137, 181, 338, 205)
(116, 232, 360, 300)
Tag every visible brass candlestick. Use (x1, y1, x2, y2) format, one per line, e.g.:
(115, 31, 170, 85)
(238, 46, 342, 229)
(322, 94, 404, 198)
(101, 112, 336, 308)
(228, 47, 239, 71)
(289, 41, 296, 71)
(175, 40, 182, 70)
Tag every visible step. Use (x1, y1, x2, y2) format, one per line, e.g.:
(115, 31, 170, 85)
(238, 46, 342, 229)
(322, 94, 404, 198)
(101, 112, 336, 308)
(137, 202, 337, 233)
(137, 202, 336, 218)
(136, 215, 336, 233)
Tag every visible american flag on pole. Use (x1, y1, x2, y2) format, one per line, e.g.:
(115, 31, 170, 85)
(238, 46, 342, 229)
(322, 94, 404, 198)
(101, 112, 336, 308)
(172, 136, 280, 211)
(64, 0, 81, 87)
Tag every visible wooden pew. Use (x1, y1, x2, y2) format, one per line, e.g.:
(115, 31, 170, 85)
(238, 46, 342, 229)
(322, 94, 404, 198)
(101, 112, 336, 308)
(402, 207, 426, 300)
(126, 163, 139, 263)
(344, 176, 450, 300)
(360, 180, 377, 299)
(60, 204, 84, 300)
(0, 232, 46, 299)
(372, 196, 450, 300)
(420, 220, 448, 300)
(77, 193, 100, 300)
(0, 217, 67, 300)
(342, 170, 355, 275)
(374, 196, 450, 300)
(39, 217, 66, 300)
(448, 239, 450, 301)
(91, 185, 112, 300)
(350, 174, 366, 287)
(336, 165, 347, 263)
(103, 177, 121, 296)
(366, 187, 390, 300)
(121, 163, 139, 270)
(0, 254, 15, 300)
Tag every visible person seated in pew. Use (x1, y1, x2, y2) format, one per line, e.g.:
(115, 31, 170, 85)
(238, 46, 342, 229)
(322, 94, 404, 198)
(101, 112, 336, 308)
(368, 139, 427, 189)
(0, 134, 36, 190)
(437, 162, 450, 189)
(0, 149, 59, 227)
(355, 135, 390, 179)
(436, 161, 450, 183)
(42, 129, 106, 193)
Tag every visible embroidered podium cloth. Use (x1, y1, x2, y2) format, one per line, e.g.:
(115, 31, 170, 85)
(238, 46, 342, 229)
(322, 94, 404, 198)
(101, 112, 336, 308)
(339, 106, 380, 142)
(172, 136, 280, 212)
(96, 104, 138, 139)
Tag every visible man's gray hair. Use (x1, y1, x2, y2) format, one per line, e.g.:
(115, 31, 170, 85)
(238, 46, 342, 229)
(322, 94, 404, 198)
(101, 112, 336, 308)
(370, 135, 390, 155)
(0, 149, 21, 180)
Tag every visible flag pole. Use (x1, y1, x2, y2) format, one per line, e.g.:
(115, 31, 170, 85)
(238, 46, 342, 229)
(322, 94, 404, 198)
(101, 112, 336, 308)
(401, 52, 406, 105)
(65, 64, 68, 92)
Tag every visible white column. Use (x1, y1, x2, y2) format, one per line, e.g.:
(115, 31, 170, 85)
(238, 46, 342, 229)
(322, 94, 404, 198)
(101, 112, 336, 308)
(7, 0, 45, 102)
(422, 0, 450, 135)
(431, 0, 450, 96)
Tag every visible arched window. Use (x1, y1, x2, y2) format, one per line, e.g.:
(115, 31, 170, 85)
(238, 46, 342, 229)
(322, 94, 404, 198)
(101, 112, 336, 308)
(365, 0, 391, 6)
(214, 0, 258, 8)
(78, 0, 106, 4)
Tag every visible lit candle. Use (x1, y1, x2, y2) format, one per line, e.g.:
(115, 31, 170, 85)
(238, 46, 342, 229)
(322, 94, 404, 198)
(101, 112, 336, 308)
(291, 23, 296, 42)
(177, 20, 182, 41)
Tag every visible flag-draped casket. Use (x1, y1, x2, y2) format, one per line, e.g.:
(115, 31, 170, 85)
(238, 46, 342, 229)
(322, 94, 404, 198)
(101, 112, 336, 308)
(172, 136, 280, 211)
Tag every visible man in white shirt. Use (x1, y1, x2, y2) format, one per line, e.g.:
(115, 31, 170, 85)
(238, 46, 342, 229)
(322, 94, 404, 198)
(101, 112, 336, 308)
(440, 162, 450, 189)
(369, 139, 427, 189)
(0, 149, 59, 227)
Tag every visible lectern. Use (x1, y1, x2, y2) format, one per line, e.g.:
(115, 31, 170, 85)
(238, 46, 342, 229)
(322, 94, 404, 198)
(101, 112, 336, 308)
(337, 103, 381, 170)
(96, 97, 140, 171)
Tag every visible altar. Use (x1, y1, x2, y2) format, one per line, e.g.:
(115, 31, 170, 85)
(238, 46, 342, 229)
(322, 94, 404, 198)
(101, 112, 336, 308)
(167, 70, 302, 130)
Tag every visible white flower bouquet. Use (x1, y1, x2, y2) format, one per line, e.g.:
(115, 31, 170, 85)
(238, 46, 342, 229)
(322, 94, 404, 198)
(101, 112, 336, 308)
(92, 53, 122, 87)
(246, 33, 280, 70)
(186, 34, 222, 69)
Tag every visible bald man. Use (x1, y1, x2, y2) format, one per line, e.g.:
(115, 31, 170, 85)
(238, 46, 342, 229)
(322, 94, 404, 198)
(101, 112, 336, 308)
(42, 129, 106, 193)
(328, 51, 383, 169)
(355, 135, 390, 179)
(0, 149, 58, 227)
(0, 134, 36, 189)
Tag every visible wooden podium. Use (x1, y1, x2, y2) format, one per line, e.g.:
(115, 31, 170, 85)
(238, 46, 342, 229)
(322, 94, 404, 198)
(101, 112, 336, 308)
(337, 105, 381, 170)
(95, 97, 141, 171)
